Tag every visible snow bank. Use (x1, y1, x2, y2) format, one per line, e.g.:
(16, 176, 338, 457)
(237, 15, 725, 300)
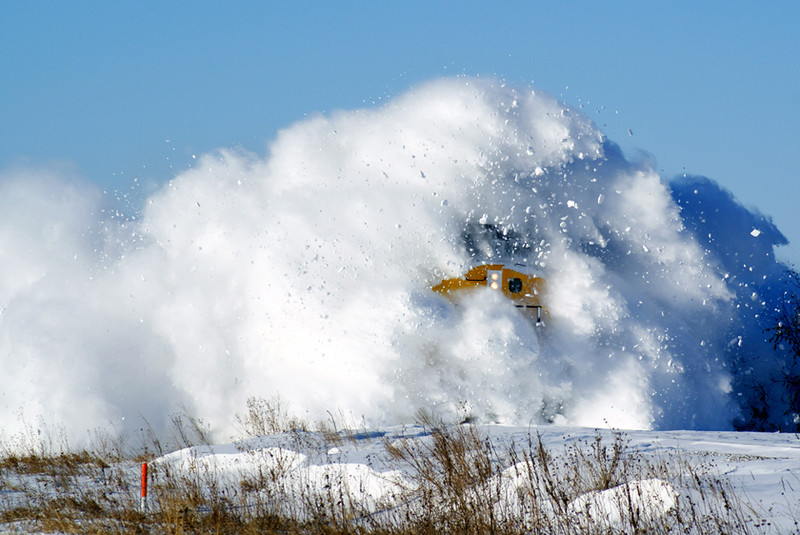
(147, 426, 800, 533)
(567, 478, 677, 527)
(0, 78, 793, 444)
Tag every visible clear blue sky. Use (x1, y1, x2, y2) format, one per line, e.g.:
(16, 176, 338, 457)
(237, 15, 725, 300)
(2, 1, 799, 264)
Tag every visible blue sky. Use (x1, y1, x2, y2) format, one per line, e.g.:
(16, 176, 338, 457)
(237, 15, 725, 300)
(2, 1, 799, 264)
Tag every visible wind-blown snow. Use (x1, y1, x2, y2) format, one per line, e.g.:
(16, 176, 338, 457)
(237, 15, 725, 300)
(0, 78, 793, 444)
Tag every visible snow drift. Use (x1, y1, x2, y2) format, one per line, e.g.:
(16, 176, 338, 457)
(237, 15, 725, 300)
(0, 78, 792, 444)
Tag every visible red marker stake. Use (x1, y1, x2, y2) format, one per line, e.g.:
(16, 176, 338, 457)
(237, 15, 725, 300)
(140, 462, 148, 513)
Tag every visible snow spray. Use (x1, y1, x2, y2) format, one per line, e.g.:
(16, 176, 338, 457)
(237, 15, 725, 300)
(0, 78, 792, 446)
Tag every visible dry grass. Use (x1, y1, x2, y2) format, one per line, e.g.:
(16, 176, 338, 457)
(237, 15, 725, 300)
(379, 411, 760, 534)
(0, 402, 776, 534)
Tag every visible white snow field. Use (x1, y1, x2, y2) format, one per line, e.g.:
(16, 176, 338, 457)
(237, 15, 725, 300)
(148, 424, 800, 532)
(1, 421, 799, 533)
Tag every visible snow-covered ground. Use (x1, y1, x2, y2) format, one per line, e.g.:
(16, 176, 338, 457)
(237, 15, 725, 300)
(152, 424, 800, 533)
(1, 422, 798, 533)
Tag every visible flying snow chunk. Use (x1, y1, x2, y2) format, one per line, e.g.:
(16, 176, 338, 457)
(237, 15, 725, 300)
(750, 229, 761, 237)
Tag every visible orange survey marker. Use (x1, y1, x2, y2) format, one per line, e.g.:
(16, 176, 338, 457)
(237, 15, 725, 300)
(141, 462, 148, 512)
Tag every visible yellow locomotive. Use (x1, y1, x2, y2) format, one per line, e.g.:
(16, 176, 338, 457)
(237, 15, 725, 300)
(432, 264, 547, 323)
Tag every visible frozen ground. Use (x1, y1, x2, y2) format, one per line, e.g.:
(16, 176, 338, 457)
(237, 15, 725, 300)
(154, 424, 800, 532)
(2, 423, 799, 533)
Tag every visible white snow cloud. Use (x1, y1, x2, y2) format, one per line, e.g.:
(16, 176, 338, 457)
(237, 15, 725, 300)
(0, 78, 792, 444)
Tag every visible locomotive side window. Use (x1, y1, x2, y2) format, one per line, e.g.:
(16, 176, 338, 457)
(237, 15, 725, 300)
(508, 277, 523, 293)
